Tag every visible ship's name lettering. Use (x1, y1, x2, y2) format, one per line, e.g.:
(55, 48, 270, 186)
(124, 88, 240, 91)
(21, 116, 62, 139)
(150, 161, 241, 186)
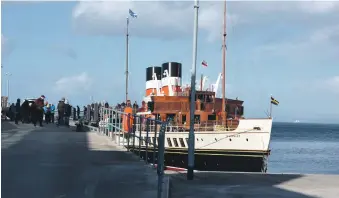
(225, 134, 240, 138)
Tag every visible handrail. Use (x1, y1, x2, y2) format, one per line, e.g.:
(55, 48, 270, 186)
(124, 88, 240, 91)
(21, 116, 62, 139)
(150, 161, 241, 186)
(92, 106, 168, 198)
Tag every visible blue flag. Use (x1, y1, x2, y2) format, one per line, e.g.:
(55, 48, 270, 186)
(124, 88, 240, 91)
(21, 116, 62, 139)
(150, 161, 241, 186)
(129, 9, 137, 18)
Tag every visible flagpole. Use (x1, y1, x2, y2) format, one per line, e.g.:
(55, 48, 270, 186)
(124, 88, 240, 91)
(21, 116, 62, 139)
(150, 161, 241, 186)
(125, 17, 130, 103)
(221, 0, 227, 126)
(269, 95, 272, 118)
(187, 0, 199, 181)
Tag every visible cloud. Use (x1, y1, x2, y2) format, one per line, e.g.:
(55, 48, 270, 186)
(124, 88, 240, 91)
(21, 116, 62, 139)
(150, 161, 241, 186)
(324, 76, 339, 94)
(72, 1, 238, 41)
(1, 34, 15, 59)
(54, 72, 93, 97)
(72, 1, 339, 42)
(50, 44, 78, 59)
(253, 24, 339, 60)
(309, 25, 339, 44)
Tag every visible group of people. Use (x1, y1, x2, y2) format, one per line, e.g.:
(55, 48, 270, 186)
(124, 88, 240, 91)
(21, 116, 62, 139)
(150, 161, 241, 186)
(6, 95, 47, 127)
(114, 101, 140, 113)
(5, 95, 80, 127)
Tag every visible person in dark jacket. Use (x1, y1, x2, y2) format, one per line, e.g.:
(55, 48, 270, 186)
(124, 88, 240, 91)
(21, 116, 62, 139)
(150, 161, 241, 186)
(9, 103, 15, 121)
(34, 95, 45, 127)
(83, 106, 87, 118)
(64, 100, 71, 127)
(57, 97, 65, 126)
(76, 105, 80, 120)
(15, 98, 21, 124)
(30, 102, 38, 127)
(21, 100, 29, 123)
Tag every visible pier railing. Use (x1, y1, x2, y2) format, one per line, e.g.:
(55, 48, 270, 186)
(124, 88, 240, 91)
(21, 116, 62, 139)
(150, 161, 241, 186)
(92, 106, 168, 198)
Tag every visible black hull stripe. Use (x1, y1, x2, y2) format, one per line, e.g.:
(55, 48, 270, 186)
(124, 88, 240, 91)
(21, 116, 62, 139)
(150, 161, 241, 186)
(127, 146, 270, 157)
(129, 149, 268, 172)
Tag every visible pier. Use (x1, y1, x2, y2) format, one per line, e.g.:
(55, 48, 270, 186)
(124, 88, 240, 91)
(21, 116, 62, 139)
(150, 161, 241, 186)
(1, 117, 170, 198)
(2, 105, 338, 198)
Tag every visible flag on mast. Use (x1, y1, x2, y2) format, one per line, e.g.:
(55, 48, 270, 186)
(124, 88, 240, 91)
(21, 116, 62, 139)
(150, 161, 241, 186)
(201, 60, 208, 67)
(271, 96, 279, 106)
(129, 9, 138, 18)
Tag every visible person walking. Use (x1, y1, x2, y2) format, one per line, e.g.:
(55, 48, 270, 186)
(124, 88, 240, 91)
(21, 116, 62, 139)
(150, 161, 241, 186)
(64, 100, 71, 127)
(57, 97, 65, 126)
(43, 103, 51, 124)
(76, 105, 80, 120)
(15, 98, 21, 124)
(50, 103, 55, 123)
(34, 95, 45, 127)
(21, 100, 29, 123)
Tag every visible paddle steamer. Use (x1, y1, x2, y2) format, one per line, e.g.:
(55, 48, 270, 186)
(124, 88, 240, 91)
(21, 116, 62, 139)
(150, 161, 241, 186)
(123, 0, 272, 172)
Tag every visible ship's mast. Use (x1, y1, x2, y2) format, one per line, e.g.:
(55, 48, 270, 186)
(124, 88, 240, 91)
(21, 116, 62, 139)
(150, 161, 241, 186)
(221, 0, 227, 120)
(125, 17, 130, 103)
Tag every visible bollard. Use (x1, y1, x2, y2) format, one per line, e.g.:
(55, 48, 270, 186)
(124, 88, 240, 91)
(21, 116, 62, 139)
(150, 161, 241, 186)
(153, 121, 158, 168)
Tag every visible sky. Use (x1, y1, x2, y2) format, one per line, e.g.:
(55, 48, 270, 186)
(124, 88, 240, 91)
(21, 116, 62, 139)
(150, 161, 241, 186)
(1, 1, 339, 124)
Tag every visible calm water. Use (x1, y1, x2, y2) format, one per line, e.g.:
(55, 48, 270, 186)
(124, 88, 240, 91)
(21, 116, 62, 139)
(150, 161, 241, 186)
(268, 122, 339, 174)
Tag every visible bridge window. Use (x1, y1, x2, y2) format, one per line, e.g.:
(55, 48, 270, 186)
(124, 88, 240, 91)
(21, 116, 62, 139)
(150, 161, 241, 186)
(185, 138, 189, 145)
(182, 115, 186, 124)
(172, 138, 179, 147)
(167, 138, 173, 147)
(208, 114, 216, 120)
(194, 115, 200, 124)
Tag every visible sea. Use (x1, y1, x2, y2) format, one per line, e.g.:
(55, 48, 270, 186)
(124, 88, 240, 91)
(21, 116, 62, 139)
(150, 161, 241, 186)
(268, 122, 339, 175)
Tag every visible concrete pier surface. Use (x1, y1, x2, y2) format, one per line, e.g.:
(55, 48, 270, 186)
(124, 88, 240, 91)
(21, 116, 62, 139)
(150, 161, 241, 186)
(166, 171, 339, 198)
(1, 121, 160, 198)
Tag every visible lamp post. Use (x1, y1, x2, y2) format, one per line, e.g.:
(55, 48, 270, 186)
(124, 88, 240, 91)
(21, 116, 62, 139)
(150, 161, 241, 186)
(187, 0, 200, 180)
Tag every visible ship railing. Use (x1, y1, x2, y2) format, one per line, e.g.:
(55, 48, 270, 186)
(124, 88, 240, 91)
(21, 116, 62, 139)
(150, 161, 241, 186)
(97, 106, 168, 198)
(130, 120, 239, 132)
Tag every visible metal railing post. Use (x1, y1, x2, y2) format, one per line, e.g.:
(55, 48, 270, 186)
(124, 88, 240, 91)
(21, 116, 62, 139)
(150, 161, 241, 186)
(117, 111, 121, 146)
(113, 109, 116, 142)
(153, 121, 158, 168)
(157, 121, 167, 198)
(138, 116, 143, 159)
(132, 115, 136, 153)
(127, 113, 130, 151)
(145, 119, 150, 164)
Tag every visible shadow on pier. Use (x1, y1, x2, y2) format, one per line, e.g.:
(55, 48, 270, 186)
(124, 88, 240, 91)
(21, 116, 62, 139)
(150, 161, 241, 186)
(166, 168, 339, 198)
(1, 121, 157, 198)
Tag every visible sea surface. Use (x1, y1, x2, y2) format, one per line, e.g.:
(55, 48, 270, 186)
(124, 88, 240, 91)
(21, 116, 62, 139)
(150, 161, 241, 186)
(268, 122, 339, 174)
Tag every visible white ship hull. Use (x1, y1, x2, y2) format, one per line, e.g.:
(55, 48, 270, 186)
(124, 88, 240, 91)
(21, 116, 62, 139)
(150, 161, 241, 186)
(109, 118, 272, 172)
